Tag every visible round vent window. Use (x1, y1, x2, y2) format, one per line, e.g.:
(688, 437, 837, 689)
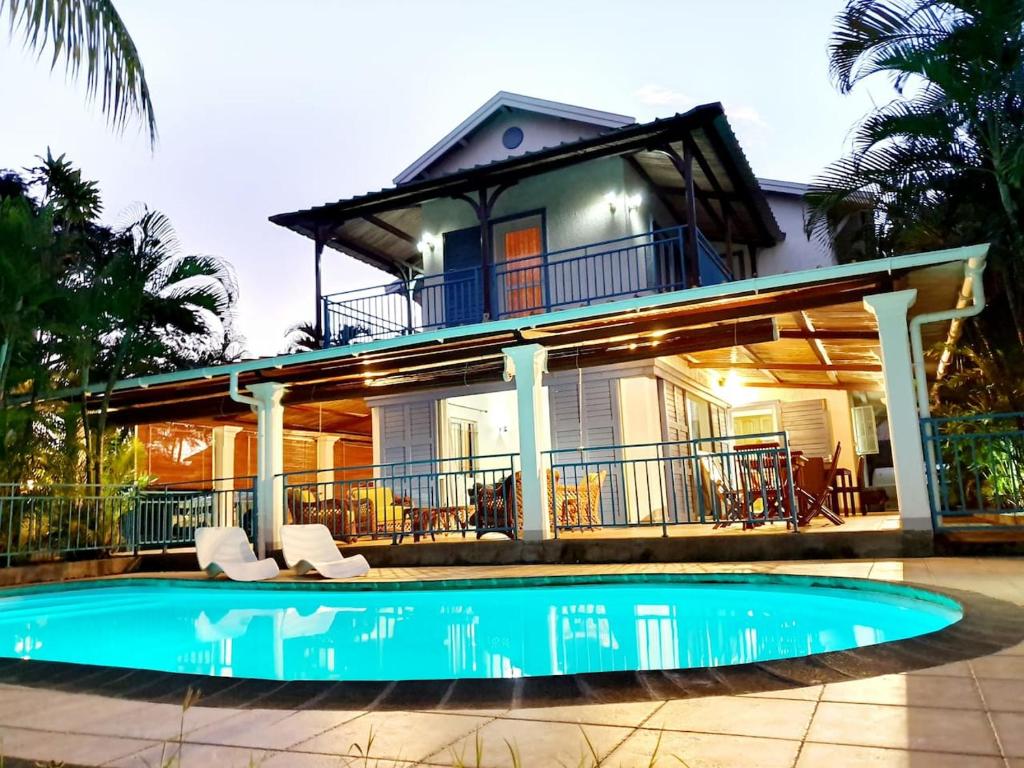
(502, 126, 524, 150)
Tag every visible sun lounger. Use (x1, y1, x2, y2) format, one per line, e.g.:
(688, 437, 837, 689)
(281, 523, 370, 579)
(195, 526, 280, 581)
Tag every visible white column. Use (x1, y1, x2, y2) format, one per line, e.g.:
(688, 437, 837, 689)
(211, 425, 242, 526)
(248, 382, 287, 555)
(864, 290, 932, 531)
(316, 435, 340, 499)
(502, 344, 551, 540)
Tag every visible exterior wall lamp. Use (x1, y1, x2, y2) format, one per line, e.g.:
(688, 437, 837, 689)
(417, 233, 440, 254)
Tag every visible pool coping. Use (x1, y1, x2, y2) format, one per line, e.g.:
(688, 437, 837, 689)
(0, 573, 1021, 710)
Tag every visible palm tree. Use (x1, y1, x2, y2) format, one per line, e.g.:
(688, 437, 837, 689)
(76, 207, 236, 481)
(2, 0, 156, 143)
(807, 1, 1024, 347)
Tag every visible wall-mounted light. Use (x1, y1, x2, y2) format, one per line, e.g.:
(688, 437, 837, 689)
(417, 233, 440, 254)
(605, 191, 619, 214)
(626, 193, 643, 212)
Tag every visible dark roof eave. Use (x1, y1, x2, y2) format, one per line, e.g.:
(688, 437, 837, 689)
(270, 102, 784, 248)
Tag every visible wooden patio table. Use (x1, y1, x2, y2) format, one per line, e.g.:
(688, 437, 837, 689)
(396, 505, 473, 544)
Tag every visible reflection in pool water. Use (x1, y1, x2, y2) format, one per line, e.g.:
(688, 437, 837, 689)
(0, 581, 961, 681)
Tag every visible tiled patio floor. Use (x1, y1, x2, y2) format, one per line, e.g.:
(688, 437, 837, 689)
(1, 557, 1023, 767)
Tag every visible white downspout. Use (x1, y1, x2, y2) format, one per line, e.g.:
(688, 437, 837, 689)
(908, 254, 987, 419)
(908, 254, 986, 523)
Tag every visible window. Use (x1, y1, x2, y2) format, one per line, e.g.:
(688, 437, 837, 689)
(448, 417, 478, 472)
(729, 404, 781, 446)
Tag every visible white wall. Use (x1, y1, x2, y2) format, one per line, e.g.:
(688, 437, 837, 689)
(446, 390, 520, 471)
(420, 156, 658, 317)
(756, 192, 837, 276)
(618, 376, 666, 522)
(425, 110, 615, 179)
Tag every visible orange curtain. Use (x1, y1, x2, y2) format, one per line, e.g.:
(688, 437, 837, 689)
(504, 226, 543, 315)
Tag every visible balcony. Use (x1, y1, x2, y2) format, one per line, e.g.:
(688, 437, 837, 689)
(322, 226, 731, 347)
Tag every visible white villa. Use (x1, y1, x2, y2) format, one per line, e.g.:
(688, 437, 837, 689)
(115, 92, 985, 554)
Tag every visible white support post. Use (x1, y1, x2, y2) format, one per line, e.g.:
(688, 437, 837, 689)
(248, 382, 287, 555)
(211, 425, 242, 526)
(316, 435, 340, 499)
(502, 343, 551, 540)
(864, 290, 932, 531)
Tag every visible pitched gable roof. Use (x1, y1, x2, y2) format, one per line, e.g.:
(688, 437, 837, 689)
(392, 91, 635, 185)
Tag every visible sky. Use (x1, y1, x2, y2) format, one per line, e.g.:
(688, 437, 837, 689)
(0, 0, 887, 356)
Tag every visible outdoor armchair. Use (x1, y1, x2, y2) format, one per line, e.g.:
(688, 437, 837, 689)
(281, 523, 370, 579)
(195, 526, 279, 582)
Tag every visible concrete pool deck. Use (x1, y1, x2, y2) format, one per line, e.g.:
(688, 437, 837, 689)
(1, 557, 1023, 767)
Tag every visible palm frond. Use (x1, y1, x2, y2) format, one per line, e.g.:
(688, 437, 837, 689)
(2, 0, 156, 144)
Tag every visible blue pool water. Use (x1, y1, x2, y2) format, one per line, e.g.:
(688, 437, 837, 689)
(0, 578, 961, 681)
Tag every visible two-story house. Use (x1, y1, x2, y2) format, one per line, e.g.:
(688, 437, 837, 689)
(119, 92, 985, 553)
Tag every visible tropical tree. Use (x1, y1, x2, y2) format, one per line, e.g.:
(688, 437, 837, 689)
(807, 1, 1024, 360)
(0, 154, 240, 484)
(1, 0, 156, 143)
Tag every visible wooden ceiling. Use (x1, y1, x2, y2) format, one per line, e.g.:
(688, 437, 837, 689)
(190, 397, 371, 436)
(97, 261, 967, 426)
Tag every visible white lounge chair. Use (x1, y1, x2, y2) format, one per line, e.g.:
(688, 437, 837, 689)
(281, 524, 371, 579)
(195, 526, 280, 582)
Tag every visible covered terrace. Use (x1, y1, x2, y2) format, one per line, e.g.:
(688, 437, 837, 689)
(52, 243, 986, 560)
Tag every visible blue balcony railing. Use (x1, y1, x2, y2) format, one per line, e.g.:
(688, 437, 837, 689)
(921, 411, 1024, 531)
(323, 226, 731, 346)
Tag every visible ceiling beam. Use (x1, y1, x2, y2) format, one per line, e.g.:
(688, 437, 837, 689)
(741, 344, 782, 383)
(362, 214, 417, 245)
(625, 155, 688, 225)
(743, 380, 883, 393)
(778, 329, 877, 341)
(688, 361, 882, 372)
(792, 311, 839, 384)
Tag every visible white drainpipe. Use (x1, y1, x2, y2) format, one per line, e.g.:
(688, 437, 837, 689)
(908, 255, 987, 420)
(908, 255, 986, 521)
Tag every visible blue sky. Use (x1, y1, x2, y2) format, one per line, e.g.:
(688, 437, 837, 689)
(0, 0, 885, 355)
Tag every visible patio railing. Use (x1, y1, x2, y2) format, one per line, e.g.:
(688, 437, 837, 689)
(322, 225, 731, 346)
(0, 476, 257, 567)
(278, 453, 521, 543)
(921, 412, 1024, 530)
(133, 477, 257, 550)
(543, 432, 799, 536)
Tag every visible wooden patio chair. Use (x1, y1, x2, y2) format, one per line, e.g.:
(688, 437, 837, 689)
(831, 456, 889, 515)
(797, 443, 845, 526)
(562, 470, 607, 529)
(513, 470, 564, 533)
(697, 450, 754, 528)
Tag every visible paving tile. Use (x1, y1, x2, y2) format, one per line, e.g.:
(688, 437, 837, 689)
(795, 742, 1005, 768)
(743, 684, 822, 701)
(649, 694, 816, 740)
(262, 752, 418, 768)
(179, 707, 363, 751)
(972, 655, 1024, 680)
(0, 727, 156, 766)
(72, 700, 240, 741)
(992, 711, 1024, 758)
(107, 741, 271, 768)
(436, 718, 632, 768)
(294, 711, 489, 764)
(822, 673, 983, 709)
(979, 678, 1024, 712)
(806, 701, 1000, 755)
(499, 699, 662, 728)
(903, 660, 973, 678)
(608, 728, 800, 768)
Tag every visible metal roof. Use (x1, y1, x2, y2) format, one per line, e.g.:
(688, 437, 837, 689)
(270, 103, 787, 276)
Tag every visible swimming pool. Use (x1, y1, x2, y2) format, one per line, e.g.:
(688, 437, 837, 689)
(0, 576, 961, 682)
